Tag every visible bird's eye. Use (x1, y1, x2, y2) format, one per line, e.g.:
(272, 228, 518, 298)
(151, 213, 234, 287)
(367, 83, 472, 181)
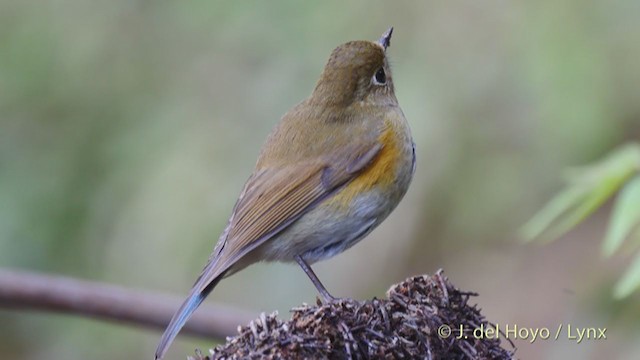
(373, 68, 386, 85)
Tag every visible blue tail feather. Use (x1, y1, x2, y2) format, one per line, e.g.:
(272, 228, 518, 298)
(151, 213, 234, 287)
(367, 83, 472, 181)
(155, 291, 205, 359)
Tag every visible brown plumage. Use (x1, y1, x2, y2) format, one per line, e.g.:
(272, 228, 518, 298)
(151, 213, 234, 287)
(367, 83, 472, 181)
(155, 27, 415, 359)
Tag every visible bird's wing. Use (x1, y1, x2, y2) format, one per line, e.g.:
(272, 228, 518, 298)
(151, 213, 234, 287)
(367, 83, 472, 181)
(154, 141, 382, 360)
(194, 141, 383, 293)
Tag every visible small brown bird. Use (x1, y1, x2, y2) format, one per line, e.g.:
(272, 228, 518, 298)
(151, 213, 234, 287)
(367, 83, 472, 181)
(155, 28, 415, 359)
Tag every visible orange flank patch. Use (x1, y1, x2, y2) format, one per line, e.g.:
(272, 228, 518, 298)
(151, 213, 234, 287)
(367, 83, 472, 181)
(327, 121, 400, 209)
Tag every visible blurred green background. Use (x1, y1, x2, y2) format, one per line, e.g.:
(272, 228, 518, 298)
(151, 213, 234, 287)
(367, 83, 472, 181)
(1, 1, 639, 359)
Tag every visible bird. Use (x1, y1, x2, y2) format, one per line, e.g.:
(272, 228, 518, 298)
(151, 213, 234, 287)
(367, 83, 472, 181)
(155, 27, 415, 359)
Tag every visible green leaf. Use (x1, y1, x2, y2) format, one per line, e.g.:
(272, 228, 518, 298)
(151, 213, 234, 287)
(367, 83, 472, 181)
(519, 185, 587, 242)
(521, 144, 640, 297)
(541, 174, 625, 242)
(563, 144, 640, 184)
(521, 145, 640, 243)
(614, 252, 640, 298)
(603, 176, 640, 257)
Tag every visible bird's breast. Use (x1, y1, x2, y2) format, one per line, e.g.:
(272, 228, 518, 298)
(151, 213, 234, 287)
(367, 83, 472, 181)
(325, 115, 414, 211)
(249, 111, 414, 264)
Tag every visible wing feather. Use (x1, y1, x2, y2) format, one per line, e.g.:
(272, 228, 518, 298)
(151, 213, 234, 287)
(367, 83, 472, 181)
(194, 141, 382, 293)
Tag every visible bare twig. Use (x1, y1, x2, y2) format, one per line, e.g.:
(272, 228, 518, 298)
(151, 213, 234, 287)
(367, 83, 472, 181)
(0, 268, 255, 339)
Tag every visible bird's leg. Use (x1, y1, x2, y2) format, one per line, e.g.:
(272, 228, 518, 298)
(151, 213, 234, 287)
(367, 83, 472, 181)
(295, 255, 337, 303)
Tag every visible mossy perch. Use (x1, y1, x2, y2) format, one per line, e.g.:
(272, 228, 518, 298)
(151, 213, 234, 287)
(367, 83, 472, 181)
(190, 271, 514, 360)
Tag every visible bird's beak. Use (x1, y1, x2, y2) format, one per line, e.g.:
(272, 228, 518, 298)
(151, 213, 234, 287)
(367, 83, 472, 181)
(378, 27, 393, 50)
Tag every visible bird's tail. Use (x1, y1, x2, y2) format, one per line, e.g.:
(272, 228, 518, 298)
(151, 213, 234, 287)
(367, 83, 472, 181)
(154, 273, 224, 360)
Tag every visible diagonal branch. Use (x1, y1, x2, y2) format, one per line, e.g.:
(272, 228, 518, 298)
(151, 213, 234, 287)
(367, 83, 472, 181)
(0, 268, 255, 339)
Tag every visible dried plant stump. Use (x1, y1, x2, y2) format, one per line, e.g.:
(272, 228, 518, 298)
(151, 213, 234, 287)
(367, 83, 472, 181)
(191, 271, 514, 360)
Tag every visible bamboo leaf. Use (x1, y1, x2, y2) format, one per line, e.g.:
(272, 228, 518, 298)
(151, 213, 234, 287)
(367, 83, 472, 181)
(614, 252, 640, 298)
(519, 185, 587, 242)
(542, 176, 624, 242)
(522, 145, 640, 243)
(603, 176, 640, 257)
